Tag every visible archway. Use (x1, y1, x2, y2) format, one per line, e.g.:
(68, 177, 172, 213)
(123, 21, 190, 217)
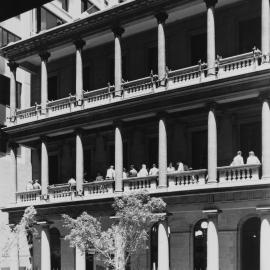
(194, 219, 208, 270)
(240, 217, 260, 270)
(49, 227, 61, 270)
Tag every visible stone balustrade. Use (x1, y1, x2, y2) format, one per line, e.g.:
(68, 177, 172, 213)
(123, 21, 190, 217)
(6, 50, 269, 127)
(47, 184, 72, 201)
(123, 176, 158, 192)
(83, 180, 114, 196)
(217, 164, 260, 184)
(16, 189, 41, 203)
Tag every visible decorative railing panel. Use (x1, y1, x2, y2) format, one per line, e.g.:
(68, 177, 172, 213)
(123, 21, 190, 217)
(123, 176, 157, 192)
(83, 180, 114, 196)
(48, 184, 72, 200)
(16, 190, 41, 203)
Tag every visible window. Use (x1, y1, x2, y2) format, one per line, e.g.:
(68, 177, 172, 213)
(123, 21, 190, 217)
(148, 137, 158, 167)
(240, 217, 260, 270)
(84, 148, 92, 181)
(0, 27, 20, 48)
(192, 130, 207, 169)
(147, 47, 158, 75)
(239, 17, 261, 54)
(49, 154, 59, 185)
(0, 74, 10, 105)
(60, 0, 68, 11)
(83, 66, 95, 91)
(190, 33, 207, 65)
(108, 143, 114, 166)
(16, 82, 22, 109)
(48, 76, 58, 101)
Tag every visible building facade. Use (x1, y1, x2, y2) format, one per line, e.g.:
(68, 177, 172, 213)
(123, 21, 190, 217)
(0, 0, 270, 269)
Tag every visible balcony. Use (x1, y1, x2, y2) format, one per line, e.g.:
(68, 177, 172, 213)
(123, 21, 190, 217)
(6, 50, 268, 127)
(13, 164, 267, 207)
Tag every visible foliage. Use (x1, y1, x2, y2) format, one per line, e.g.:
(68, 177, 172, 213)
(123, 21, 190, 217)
(63, 191, 166, 270)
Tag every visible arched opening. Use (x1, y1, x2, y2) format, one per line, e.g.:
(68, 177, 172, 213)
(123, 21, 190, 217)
(194, 219, 208, 270)
(240, 217, 260, 270)
(50, 227, 61, 270)
(150, 223, 158, 270)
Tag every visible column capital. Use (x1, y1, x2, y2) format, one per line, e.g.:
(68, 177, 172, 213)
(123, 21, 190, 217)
(112, 26, 125, 37)
(74, 39, 86, 50)
(7, 61, 19, 72)
(113, 119, 123, 128)
(9, 141, 19, 150)
(40, 135, 49, 143)
(259, 92, 270, 102)
(155, 12, 168, 24)
(206, 101, 218, 111)
(39, 51, 51, 62)
(74, 128, 84, 136)
(204, 0, 218, 8)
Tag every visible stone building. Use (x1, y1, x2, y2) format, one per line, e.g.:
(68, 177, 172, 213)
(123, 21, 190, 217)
(0, 0, 270, 269)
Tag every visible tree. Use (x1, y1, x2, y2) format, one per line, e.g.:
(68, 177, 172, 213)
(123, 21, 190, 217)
(0, 206, 37, 268)
(63, 191, 166, 270)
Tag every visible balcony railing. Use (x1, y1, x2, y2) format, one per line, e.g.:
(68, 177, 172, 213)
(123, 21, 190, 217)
(14, 164, 266, 206)
(6, 50, 268, 126)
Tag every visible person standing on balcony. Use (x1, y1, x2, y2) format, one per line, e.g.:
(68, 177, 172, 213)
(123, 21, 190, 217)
(106, 165, 115, 180)
(68, 177, 76, 192)
(176, 161, 184, 172)
(246, 151, 261, 165)
(138, 164, 149, 177)
(33, 180, 41, 190)
(129, 165, 138, 177)
(167, 162, 175, 173)
(123, 168, 128, 179)
(231, 151, 244, 166)
(26, 180, 33, 191)
(149, 164, 159, 176)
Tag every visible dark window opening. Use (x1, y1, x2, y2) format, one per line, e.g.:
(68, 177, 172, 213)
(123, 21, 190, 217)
(50, 228, 61, 270)
(190, 33, 207, 65)
(192, 130, 207, 169)
(150, 224, 158, 270)
(194, 219, 208, 270)
(239, 17, 261, 54)
(48, 76, 58, 101)
(241, 217, 260, 270)
(0, 74, 10, 106)
(49, 154, 59, 185)
(108, 144, 114, 167)
(123, 141, 128, 170)
(147, 47, 158, 75)
(16, 82, 22, 109)
(86, 253, 94, 270)
(148, 137, 158, 168)
(84, 148, 92, 181)
(0, 26, 20, 48)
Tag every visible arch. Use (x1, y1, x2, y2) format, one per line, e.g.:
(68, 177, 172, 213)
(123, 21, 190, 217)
(240, 216, 260, 270)
(49, 227, 61, 270)
(193, 219, 208, 270)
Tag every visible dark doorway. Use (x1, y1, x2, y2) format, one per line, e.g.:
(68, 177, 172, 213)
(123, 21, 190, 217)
(194, 219, 208, 270)
(190, 33, 207, 65)
(192, 130, 207, 169)
(241, 217, 260, 270)
(150, 224, 158, 270)
(148, 137, 158, 168)
(48, 76, 58, 101)
(147, 47, 158, 75)
(49, 154, 59, 185)
(50, 228, 61, 270)
(86, 253, 94, 270)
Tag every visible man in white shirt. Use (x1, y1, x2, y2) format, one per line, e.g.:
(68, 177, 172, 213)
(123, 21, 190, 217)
(106, 165, 115, 180)
(149, 164, 159, 176)
(246, 151, 260, 165)
(176, 161, 184, 172)
(231, 151, 244, 166)
(167, 162, 175, 173)
(138, 164, 149, 177)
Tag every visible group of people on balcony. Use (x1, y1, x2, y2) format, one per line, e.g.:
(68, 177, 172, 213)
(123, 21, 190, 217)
(231, 151, 260, 166)
(26, 179, 41, 191)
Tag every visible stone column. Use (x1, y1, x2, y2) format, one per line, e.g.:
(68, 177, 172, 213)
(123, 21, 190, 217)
(10, 142, 18, 203)
(112, 26, 125, 96)
(41, 225, 51, 270)
(204, 0, 217, 76)
(205, 211, 219, 270)
(7, 61, 19, 118)
(114, 121, 123, 192)
(158, 221, 170, 270)
(208, 103, 217, 183)
(158, 114, 167, 188)
(259, 211, 270, 270)
(76, 129, 84, 193)
(74, 39, 86, 101)
(76, 246, 86, 270)
(262, 96, 270, 180)
(41, 137, 49, 196)
(262, 0, 270, 59)
(155, 12, 168, 80)
(39, 52, 50, 114)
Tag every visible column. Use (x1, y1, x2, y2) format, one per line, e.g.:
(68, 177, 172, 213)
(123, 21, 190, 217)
(7, 61, 19, 118)
(158, 114, 167, 188)
(262, 0, 270, 59)
(206, 211, 219, 270)
(114, 121, 123, 192)
(155, 12, 168, 80)
(112, 26, 125, 96)
(41, 137, 49, 196)
(260, 213, 270, 270)
(41, 225, 51, 270)
(157, 221, 170, 270)
(76, 246, 86, 270)
(10, 142, 18, 203)
(76, 129, 84, 193)
(74, 39, 86, 102)
(208, 103, 217, 183)
(39, 51, 50, 113)
(204, 0, 217, 76)
(262, 96, 270, 180)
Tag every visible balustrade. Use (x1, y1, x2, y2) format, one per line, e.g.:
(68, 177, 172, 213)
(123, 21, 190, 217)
(83, 180, 114, 196)
(47, 184, 72, 200)
(123, 176, 158, 192)
(16, 189, 41, 203)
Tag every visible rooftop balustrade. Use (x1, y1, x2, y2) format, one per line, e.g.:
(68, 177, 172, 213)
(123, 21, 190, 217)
(6, 50, 268, 126)
(14, 164, 266, 207)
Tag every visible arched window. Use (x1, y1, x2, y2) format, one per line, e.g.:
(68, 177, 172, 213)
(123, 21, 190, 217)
(240, 217, 260, 270)
(50, 228, 61, 270)
(150, 223, 158, 270)
(194, 219, 208, 270)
